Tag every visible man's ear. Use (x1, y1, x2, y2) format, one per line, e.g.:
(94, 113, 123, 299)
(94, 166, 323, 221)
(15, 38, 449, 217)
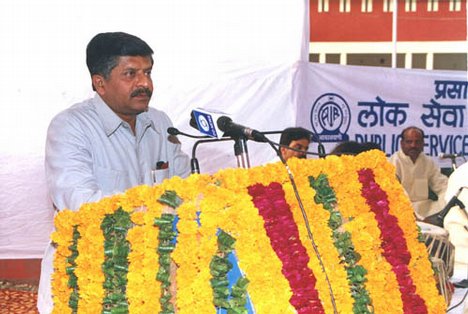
(280, 146, 286, 157)
(91, 75, 105, 94)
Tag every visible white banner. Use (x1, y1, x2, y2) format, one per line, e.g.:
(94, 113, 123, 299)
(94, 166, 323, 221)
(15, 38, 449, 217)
(294, 62, 468, 167)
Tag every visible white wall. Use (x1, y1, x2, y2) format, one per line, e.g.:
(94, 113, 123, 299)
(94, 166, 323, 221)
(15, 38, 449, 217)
(0, 0, 308, 258)
(0, 0, 307, 155)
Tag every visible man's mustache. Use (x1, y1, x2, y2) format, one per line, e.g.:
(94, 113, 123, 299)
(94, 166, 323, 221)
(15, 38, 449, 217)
(131, 88, 152, 98)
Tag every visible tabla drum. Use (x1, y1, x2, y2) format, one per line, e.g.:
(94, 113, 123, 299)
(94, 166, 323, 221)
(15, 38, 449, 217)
(417, 221, 455, 305)
(417, 221, 455, 276)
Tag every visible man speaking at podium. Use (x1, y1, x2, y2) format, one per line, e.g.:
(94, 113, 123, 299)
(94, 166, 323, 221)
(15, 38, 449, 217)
(38, 32, 190, 313)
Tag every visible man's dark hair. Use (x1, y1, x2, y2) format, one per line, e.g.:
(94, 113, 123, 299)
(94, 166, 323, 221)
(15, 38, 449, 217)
(279, 127, 311, 146)
(86, 32, 154, 88)
(361, 142, 382, 152)
(330, 141, 365, 156)
(400, 126, 425, 140)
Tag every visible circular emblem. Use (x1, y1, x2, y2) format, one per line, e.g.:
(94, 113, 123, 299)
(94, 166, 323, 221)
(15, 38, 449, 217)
(310, 93, 351, 142)
(197, 115, 210, 132)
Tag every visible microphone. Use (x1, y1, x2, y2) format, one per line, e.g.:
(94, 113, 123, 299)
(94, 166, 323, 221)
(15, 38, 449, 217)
(167, 127, 210, 139)
(190, 108, 268, 143)
(190, 108, 228, 138)
(439, 153, 461, 159)
(217, 116, 268, 143)
(437, 187, 465, 221)
(167, 127, 180, 136)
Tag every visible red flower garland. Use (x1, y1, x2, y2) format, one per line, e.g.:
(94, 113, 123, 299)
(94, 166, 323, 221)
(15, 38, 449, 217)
(248, 182, 325, 314)
(358, 168, 428, 314)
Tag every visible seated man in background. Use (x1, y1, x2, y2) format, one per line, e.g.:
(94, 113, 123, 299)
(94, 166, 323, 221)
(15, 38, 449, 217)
(389, 126, 447, 220)
(277, 127, 311, 162)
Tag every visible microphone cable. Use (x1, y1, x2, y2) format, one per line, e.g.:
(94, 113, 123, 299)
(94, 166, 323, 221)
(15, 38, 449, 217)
(265, 137, 338, 314)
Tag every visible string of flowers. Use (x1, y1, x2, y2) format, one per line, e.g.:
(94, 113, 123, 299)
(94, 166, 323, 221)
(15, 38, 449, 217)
(101, 208, 132, 314)
(171, 179, 219, 313)
(281, 159, 354, 314)
(126, 211, 161, 314)
(67, 226, 80, 312)
(51, 210, 77, 314)
(210, 229, 249, 313)
(214, 168, 294, 313)
(313, 154, 404, 313)
(370, 158, 447, 312)
(248, 182, 325, 314)
(124, 184, 166, 314)
(73, 202, 107, 313)
(153, 188, 181, 314)
(358, 168, 428, 313)
(309, 173, 373, 314)
(154, 213, 177, 313)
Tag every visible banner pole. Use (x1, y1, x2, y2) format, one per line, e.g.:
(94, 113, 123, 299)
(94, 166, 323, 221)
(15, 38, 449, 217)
(392, 0, 398, 69)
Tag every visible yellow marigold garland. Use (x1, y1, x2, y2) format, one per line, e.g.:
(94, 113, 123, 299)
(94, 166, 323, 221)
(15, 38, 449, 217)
(126, 212, 161, 313)
(213, 166, 294, 313)
(51, 210, 76, 314)
(324, 153, 404, 313)
(370, 153, 446, 313)
(74, 203, 106, 314)
(281, 161, 355, 314)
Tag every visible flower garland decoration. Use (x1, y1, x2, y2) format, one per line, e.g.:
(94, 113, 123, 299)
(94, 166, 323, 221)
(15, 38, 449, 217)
(281, 160, 354, 314)
(126, 188, 164, 314)
(210, 229, 249, 313)
(309, 173, 372, 314)
(50, 150, 447, 313)
(101, 208, 132, 314)
(248, 182, 325, 314)
(214, 168, 294, 313)
(358, 168, 427, 313)
(319, 154, 404, 313)
(154, 213, 177, 313)
(51, 210, 77, 314)
(369, 158, 447, 313)
(67, 226, 80, 311)
(73, 202, 107, 313)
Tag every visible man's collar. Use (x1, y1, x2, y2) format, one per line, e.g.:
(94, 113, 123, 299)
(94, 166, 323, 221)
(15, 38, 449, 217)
(94, 94, 156, 136)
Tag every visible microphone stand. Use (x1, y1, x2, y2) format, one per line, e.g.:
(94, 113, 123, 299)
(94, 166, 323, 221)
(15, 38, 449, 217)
(191, 137, 233, 174)
(424, 187, 465, 227)
(233, 136, 250, 169)
(449, 156, 458, 171)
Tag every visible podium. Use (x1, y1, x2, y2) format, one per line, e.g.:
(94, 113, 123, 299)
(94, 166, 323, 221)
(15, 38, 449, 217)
(50, 151, 446, 313)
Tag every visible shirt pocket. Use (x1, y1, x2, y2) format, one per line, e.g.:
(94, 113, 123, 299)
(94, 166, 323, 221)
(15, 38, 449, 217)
(151, 168, 169, 185)
(94, 165, 129, 195)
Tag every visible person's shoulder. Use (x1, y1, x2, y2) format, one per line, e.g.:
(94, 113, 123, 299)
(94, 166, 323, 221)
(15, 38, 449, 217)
(52, 98, 95, 121)
(48, 98, 96, 132)
(388, 150, 402, 162)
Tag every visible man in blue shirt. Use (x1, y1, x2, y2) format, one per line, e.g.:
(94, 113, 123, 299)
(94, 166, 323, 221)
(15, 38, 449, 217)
(38, 32, 190, 313)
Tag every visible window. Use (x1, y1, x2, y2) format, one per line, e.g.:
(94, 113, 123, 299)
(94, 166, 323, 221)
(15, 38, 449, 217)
(318, 0, 329, 12)
(449, 0, 461, 11)
(362, 0, 373, 12)
(405, 0, 416, 12)
(427, 0, 438, 11)
(427, 0, 439, 11)
(383, 0, 394, 12)
(340, 0, 351, 12)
